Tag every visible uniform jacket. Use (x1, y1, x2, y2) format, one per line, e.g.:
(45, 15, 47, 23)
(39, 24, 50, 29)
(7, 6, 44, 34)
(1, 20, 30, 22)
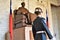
(32, 17, 53, 40)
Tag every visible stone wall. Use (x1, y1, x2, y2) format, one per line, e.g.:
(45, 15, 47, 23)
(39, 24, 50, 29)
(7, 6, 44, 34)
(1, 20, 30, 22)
(0, 0, 9, 40)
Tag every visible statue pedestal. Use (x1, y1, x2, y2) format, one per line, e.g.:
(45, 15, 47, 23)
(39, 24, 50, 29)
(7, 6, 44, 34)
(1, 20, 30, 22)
(25, 26, 34, 40)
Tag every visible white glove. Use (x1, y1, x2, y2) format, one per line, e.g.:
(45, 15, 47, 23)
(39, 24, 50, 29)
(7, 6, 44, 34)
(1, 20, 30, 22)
(50, 36, 56, 40)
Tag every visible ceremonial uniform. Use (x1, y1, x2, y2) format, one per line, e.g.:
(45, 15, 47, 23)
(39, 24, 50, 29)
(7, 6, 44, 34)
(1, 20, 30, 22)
(32, 16, 53, 40)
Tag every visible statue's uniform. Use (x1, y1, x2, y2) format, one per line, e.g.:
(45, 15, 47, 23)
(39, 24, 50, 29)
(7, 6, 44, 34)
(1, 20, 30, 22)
(32, 17, 53, 40)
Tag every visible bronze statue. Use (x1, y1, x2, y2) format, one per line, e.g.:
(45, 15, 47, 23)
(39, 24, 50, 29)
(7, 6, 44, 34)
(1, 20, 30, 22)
(13, 2, 32, 29)
(18, 2, 32, 24)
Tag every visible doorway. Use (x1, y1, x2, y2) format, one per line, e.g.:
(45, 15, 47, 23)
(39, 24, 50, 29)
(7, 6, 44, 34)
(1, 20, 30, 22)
(51, 4, 60, 40)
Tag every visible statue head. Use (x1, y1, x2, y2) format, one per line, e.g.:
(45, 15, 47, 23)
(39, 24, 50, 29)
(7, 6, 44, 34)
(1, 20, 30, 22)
(21, 2, 25, 7)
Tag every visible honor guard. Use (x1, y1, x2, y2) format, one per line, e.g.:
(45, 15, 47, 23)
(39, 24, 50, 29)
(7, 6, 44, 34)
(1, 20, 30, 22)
(32, 7, 53, 40)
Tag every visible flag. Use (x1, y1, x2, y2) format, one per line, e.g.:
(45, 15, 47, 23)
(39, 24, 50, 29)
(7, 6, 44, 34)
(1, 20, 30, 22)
(46, 10, 49, 28)
(9, 0, 13, 40)
(46, 10, 50, 40)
